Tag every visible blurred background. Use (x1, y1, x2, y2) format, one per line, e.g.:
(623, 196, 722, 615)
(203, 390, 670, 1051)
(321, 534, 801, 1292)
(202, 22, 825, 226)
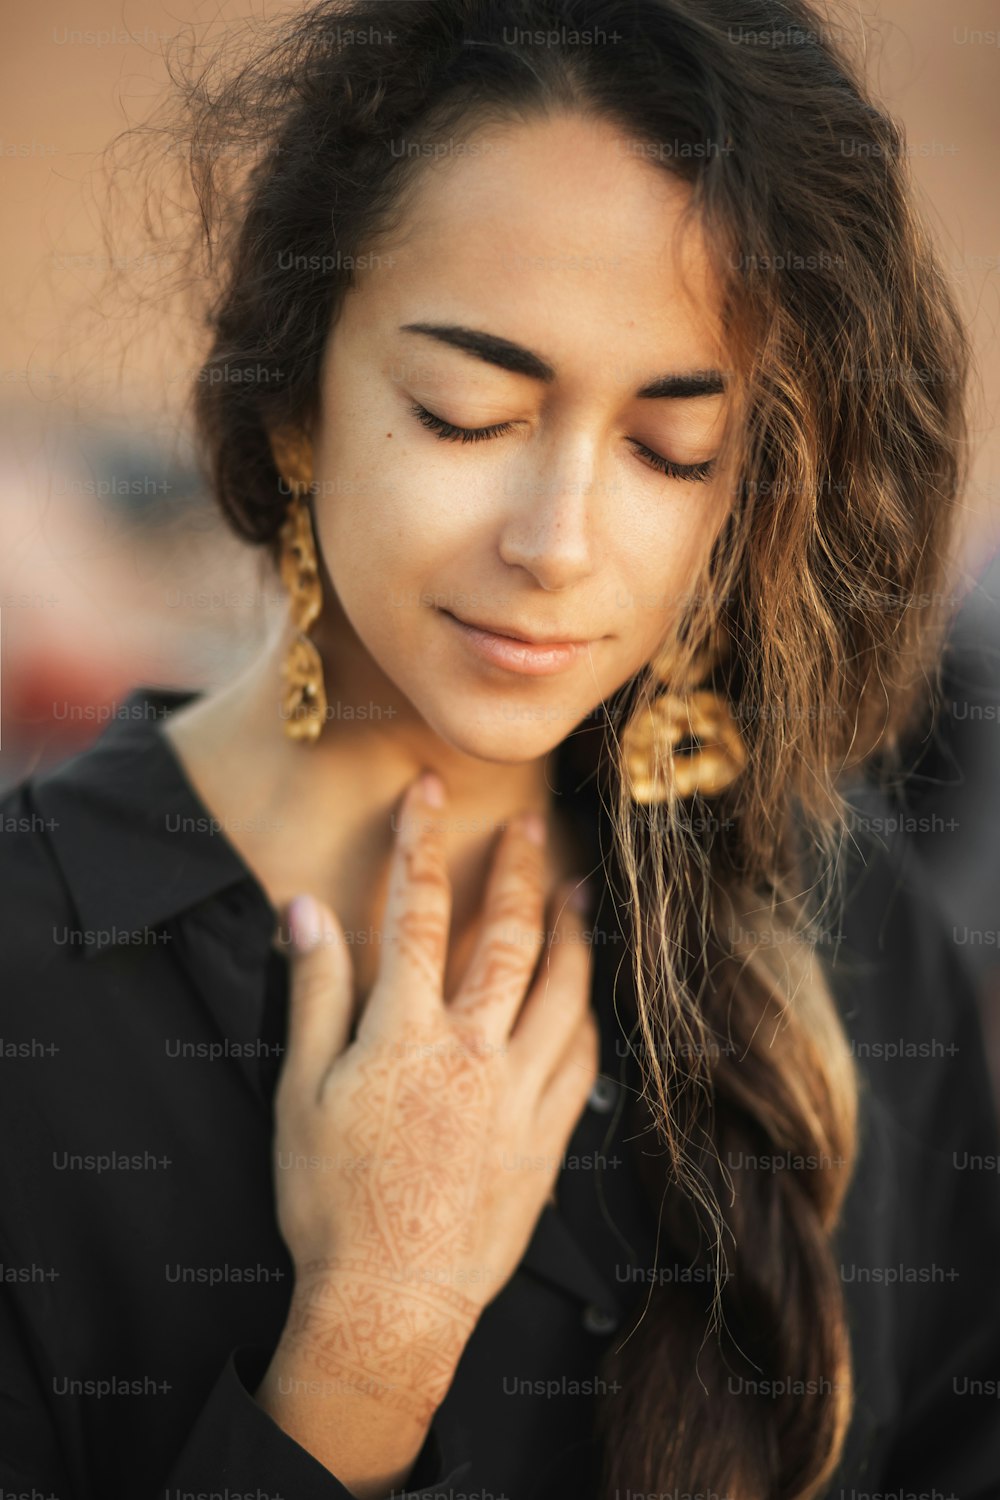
(1, 1, 999, 1083)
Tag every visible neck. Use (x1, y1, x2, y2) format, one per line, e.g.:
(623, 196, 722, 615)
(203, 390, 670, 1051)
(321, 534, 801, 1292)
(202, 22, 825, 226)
(163, 615, 591, 989)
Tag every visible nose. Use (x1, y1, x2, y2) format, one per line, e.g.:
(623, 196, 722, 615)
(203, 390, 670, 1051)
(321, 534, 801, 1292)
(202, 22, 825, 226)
(497, 434, 602, 591)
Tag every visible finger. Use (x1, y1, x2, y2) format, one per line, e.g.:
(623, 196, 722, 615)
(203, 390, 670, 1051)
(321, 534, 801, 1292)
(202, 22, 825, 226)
(534, 1006, 602, 1148)
(448, 812, 548, 1043)
(359, 773, 452, 1041)
(508, 878, 597, 1089)
(278, 893, 354, 1105)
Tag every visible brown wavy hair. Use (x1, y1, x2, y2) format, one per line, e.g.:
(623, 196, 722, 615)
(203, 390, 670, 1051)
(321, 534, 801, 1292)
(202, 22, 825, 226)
(115, 0, 972, 1493)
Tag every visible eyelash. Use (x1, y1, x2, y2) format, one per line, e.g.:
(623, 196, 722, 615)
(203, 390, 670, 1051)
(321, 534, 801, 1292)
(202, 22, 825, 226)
(408, 401, 715, 483)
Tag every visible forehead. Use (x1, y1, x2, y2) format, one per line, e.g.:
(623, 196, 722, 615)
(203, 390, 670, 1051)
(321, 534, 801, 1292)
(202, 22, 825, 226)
(350, 112, 727, 391)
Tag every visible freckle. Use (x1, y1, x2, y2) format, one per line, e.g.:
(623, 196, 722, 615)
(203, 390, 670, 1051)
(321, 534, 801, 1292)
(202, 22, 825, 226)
(386, 432, 392, 438)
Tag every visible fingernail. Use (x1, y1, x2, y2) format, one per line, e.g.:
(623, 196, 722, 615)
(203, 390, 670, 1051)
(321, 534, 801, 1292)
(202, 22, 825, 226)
(568, 878, 595, 916)
(420, 772, 445, 808)
(288, 894, 327, 954)
(519, 811, 546, 846)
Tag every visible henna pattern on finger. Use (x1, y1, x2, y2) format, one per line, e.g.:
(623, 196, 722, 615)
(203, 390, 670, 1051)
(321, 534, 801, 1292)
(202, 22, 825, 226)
(451, 929, 539, 1018)
(451, 841, 546, 1019)
(382, 834, 452, 990)
(389, 906, 450, 992)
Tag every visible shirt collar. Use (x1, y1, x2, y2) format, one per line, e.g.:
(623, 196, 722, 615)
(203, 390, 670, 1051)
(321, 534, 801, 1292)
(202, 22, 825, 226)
(29, 683, 610, 960)
(28, 685, 271, 958)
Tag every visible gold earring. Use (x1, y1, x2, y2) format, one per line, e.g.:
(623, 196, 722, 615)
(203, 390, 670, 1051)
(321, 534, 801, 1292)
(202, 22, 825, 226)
(621, 628, 747, 804)
(271, 429, 328, 744)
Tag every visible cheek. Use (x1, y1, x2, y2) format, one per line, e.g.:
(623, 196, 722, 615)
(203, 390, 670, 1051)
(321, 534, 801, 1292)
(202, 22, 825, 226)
(617, 495, 728, 654)
(312, 479, 463, 665)
(313, 395, 472, 584)
(315, 499, 408, 622)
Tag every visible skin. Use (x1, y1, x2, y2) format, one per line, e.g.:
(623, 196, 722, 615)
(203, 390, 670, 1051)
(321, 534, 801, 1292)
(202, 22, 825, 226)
(162, 110, 736, 1494)
(164, 110, 733, 999)
(255, 776, 602, 1489)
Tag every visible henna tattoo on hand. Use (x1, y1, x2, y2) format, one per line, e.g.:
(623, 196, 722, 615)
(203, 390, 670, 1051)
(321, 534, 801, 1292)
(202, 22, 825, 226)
(284, 1258, 482, 1422)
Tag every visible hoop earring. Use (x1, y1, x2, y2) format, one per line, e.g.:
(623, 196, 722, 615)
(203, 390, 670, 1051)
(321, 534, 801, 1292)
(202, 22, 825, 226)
(621, 629, 747, 804)
(272, 429, 328, 744)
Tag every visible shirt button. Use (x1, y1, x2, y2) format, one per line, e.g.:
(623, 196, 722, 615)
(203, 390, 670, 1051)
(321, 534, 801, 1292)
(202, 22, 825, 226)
(587, 1075, 618, 1113)
(582, 1304, 619, 1335)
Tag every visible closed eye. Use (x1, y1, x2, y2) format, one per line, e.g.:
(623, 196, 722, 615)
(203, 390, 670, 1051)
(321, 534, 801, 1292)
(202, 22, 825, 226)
(625, 439, 715, 483)
(409, 401, 517, 444)
(408, 401, 715, 482)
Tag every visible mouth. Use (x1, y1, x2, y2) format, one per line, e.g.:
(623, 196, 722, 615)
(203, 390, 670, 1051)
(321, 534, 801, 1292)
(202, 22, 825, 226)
(442, 609, 591, 647)
(439, 608, 601, 678)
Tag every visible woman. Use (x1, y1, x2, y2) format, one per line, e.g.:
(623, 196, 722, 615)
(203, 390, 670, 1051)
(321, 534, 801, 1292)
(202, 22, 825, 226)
(2, 1, 999, 1496)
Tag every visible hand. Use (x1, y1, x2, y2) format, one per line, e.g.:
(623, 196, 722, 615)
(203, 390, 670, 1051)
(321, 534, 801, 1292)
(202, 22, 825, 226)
(269, 771, 600, 1420)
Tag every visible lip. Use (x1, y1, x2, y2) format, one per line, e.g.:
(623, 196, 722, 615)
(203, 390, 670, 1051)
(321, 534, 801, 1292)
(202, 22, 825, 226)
(446, 609, 590, 646)
(440, 609, 595, 676)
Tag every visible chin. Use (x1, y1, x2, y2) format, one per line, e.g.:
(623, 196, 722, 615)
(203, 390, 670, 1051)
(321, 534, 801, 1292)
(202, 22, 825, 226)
(419, 698, 575, 765)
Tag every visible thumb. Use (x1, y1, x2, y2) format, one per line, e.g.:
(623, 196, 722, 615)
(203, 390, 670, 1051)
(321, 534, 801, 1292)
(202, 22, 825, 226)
(281, 894, 355, 1092)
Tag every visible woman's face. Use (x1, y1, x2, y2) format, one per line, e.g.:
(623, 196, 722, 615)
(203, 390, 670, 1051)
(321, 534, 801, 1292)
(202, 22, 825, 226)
(310, 111, 734, 764)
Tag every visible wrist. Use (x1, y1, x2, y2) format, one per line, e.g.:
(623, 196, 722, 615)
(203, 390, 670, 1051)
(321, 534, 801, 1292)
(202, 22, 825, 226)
(283, 1257, 480, 1421)
(253, 1321, 437, 1499)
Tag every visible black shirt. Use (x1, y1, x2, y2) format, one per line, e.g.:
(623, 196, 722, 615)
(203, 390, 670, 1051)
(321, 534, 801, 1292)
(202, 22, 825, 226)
(1, 685, 999, 1498)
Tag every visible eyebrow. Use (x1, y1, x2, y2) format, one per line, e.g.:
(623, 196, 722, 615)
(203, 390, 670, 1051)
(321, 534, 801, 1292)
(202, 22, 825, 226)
(399, 322, 726, 400)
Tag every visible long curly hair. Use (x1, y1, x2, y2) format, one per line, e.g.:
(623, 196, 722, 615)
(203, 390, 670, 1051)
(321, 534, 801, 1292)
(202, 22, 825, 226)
(115, 1, 972, 1493)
